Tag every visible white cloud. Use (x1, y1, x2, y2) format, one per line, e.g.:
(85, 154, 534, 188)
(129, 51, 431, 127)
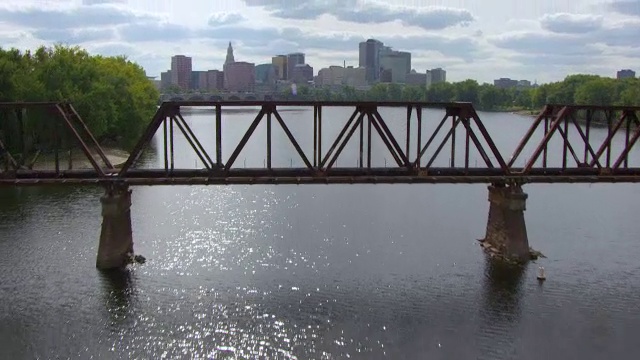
(0, 0, 636, 83)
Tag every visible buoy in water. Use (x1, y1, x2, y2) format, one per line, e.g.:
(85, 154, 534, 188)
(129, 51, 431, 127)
(537, 266, 546, 281)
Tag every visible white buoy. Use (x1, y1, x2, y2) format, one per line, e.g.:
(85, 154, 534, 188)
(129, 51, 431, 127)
(537, 266, 546, 281)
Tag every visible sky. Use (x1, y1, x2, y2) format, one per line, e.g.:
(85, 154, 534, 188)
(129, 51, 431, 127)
(0, 0, 638, 83)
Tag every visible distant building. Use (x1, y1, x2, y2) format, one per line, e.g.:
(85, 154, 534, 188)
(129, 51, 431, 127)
(272, 55, 288, 80)
(225, 42, 235, 65)
(494, 78, 519, 89)
(517, 80, 532, 88)
(286, 53, 305, 81)
(207, 70, 224, 91)
(359, 39, 384, 83)
(290, 64, 313, 84)
(406, 70, 427, 86)
(224, 61, 255, 92)
(317, 66, 366, 87)
(160, 71, 172, 90)
(426, 68, 446, 88)
(190, 71, 208, 90)
(617, 69, 636, 79)
(378, 69, 391, 83)
(171, 55, 192, 90)
(255, 63, 277, 85)
(380, 50, 411, 83)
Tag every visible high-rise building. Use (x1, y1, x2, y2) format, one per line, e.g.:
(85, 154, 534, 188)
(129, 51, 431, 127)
(426, 68, 446, 88)
(272, 55, 288, 80)
(255, 64, 277, 85)
(207, 70, 224, 91)
(224, 61, 255, 92)
(290, 64, 314, 84)
(190, 71, 208, 90)
(317, 66, 367, 88)
(617, 69, 636, 79)
(380, 50, 411, 83)
(171, 55, 192, 90)
(160, 71, 172, 90)
(359, 39, 383, 83)
(406, 70, 427, 86)
(225, 42, 235, 65)
(286, 53, 305, 80)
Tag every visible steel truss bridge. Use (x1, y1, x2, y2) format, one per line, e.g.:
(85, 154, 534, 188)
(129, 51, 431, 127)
(1, 101, 640, 186)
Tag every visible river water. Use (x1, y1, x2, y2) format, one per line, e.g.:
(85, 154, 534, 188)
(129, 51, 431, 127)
(1, 107, 640, 359)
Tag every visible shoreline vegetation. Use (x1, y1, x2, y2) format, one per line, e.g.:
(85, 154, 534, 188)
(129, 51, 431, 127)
(1, 45, 638, 166)
(0, 45, 159, 167)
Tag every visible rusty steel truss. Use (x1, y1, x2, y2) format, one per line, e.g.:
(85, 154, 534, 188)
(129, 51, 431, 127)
(1, 101, 640, 186)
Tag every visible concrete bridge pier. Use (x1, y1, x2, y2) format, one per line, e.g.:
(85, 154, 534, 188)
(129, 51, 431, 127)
(482, 184, 530, 262)
(96, 185, 134, 270)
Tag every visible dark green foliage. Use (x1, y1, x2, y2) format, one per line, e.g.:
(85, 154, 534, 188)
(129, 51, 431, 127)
(0, 45, 159, 153)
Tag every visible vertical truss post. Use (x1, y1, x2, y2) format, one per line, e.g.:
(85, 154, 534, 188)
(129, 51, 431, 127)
(163, 116, 168, 173)
(313, 105, 318, 167)
(216, 104, 222, 167)
(367, 110, 372, 168)
(359, 110, 364, 168)
(169, 115, 175, 171)
(318, 105, 322, 169)
(267, 108, 272, 170)
(451, 115, 456, 167)
(606, 110, 613, 168)
(406, 106, 412, 160)
(416, 106, 422, 168)
(584, 110, 591, 164)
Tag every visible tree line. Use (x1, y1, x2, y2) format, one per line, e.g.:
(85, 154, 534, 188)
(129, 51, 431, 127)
(0, 45, 159, 155)
(287, 74, 639, 111)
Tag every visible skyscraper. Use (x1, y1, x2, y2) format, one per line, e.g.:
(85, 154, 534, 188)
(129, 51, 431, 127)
(426, 68, 447, 88)
(272, 55, 288, 80)
(225, 42, 235, 65)
(358, 39, 384, 83)
(286, 53, 305, 81)
(170, 55, 192, 90)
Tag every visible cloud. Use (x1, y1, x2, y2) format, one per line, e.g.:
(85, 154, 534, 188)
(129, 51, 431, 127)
(82, 0, 127, 5)
(208, 12, 246, 27)
(489, 31, 599, 56)
(118, 21, 194, 42)
(32, 28, 115, 44)
(0, 4, 155, 29)
(197, 24, 480, 61)
(597, 20, 640, 47)
(609, 1, 640, 16)
(242, 0, 474, 30)
(540, 13, 604, 33)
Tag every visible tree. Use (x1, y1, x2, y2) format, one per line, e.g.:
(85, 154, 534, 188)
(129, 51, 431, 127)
(0, 45, 159, 153)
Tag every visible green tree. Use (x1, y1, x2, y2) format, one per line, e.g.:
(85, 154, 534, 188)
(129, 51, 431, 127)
(0, 45, 159, 153)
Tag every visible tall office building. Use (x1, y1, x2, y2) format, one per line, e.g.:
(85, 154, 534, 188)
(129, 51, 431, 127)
(272, 55, 288, 80)
(286, 53, 305, 81)
(358, 39, 384, 83)
(426, 68, 446, 88)
(380, 50, 411, 83)
(170, 55, 192, 90)
(224, 61, 256, 92)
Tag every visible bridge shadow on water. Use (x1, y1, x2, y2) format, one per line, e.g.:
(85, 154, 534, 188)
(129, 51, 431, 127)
(481, 258, 527, 324)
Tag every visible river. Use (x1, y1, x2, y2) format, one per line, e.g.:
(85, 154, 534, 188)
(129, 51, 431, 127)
(1, 107, 640, 359)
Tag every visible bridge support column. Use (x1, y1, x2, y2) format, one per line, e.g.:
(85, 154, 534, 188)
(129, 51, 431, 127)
(96, 185, 134, 270)
(482, 184, 530, 262)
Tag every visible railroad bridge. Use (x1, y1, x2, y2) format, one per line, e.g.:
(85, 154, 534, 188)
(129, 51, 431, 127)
(1, 101, 639, 269)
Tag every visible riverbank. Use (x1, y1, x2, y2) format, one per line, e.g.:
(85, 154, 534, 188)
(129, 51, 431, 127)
(30, 147, 129, 171)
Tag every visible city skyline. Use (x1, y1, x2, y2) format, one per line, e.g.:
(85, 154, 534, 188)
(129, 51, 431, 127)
(0, 0, 638, 83)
